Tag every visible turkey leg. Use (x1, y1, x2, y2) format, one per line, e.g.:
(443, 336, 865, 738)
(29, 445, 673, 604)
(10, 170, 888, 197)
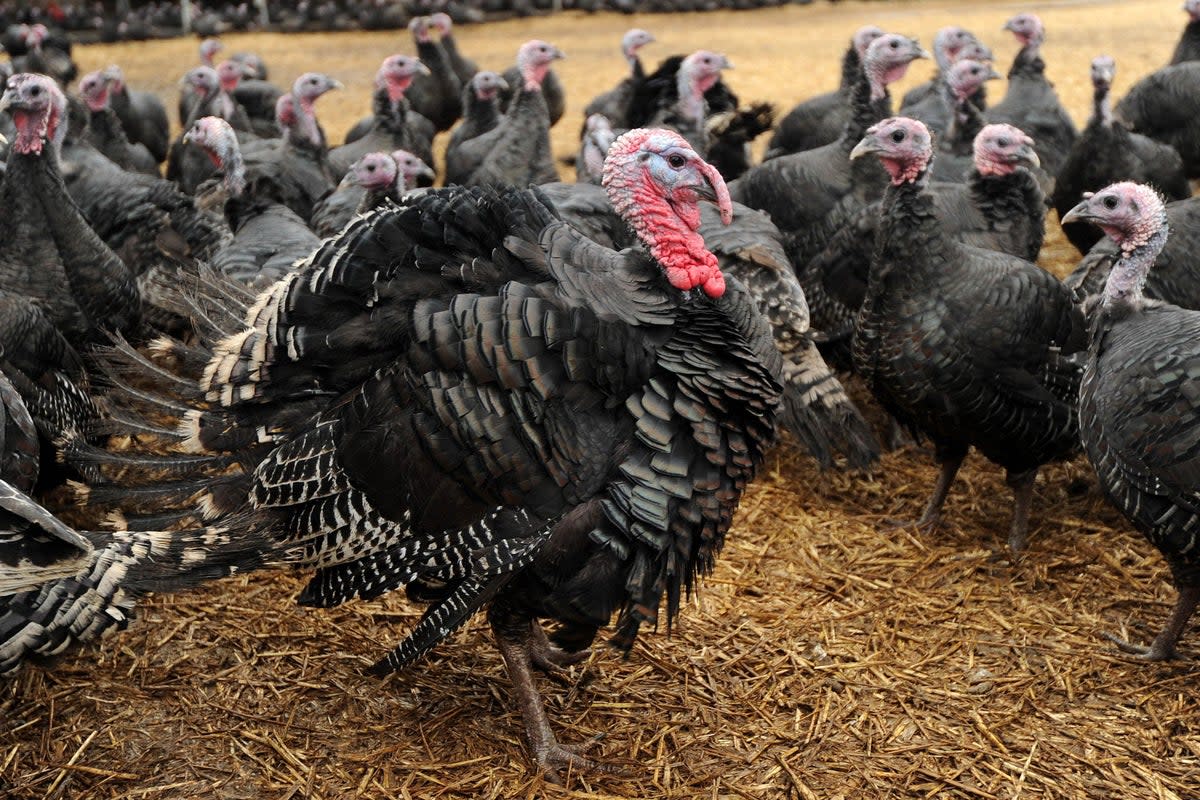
(1005, 467, 1038, 552)
(1105, 585, 1200, 661)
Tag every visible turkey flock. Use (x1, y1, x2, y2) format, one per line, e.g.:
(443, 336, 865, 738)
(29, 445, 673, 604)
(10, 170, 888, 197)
(1, 2, 1200, 784)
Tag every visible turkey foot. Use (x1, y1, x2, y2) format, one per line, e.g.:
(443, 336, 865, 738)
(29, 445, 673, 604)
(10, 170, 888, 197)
(884, 455, 963, 532)
(529, 621, 592, 684)
(1103, 586, 1200, 662)
(493, 618, 624, 783)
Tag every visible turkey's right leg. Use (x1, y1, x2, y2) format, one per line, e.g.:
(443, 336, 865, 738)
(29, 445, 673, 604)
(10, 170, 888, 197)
(1105, 585, 1200, 661)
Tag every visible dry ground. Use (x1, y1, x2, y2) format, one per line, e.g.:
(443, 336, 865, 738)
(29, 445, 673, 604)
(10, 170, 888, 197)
(4, 1, 1200, 798)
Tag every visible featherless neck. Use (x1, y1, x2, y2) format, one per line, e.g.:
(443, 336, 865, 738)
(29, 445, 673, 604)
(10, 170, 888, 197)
(675, 67, 710, 128)
(605, 173, 725, 298)
(1104, 220, 1168, 307)
(1094, 84, 1113, 126)
(219, 146, 247, 197)
(294, 95, 323, 149)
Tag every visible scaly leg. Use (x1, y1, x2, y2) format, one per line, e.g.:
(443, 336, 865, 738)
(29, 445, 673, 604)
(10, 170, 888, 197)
(491, 616, 613, 783)
(915, 454, 965, 530)
(1006, 468, 1038, 553)
(529, 620, 591, 679)
(1106, 586, 1200, 661)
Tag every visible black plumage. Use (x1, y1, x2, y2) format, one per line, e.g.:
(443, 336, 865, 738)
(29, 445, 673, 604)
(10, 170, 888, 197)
(1171, 3, 1200, 65)
(850, 117, 1085, 552)
(1115, 62, 1200, 178)
(1065, 182, 1200, 659)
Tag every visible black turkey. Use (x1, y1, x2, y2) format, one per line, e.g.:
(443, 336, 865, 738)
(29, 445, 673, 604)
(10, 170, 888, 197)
(8, 129, 782, 781)
(445, 70, 507, 185)
(404, 15, 462, 133)
(927, 58, 1002, 183)
(77, 69, 158, 175)
(899, 25, 991, 138)
(765, 25, 882, 159)
(1065, 181, 1200, 659)
(429, 12, 478, 85)
(449, 40, 563, 188)
(1171, 0, 1200, 65)
(536, 179, 879, 468)
(642, 49, 732, 155)
(1054, 55, 1191, 255)
(807, 122, 1046, 368)
(581, 28, 656, 130)
(1066, 195, 1200, 309)
(184, 116, 320, 287)
(574, 113, 617, 185)
(311, 149, 433, 238)
(850, 117, 1086, 551)
(330, 55, 435, 180)
(0, 73, 140, 344)
(103, 65, 169, 164)
(984, 13, 1077, 179)
(167, 65, 255, 194)
(1115, 61, 1200, 178)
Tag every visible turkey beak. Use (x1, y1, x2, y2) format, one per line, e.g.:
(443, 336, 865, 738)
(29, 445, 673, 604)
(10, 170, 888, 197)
(552, 47, 567, 61)
(986, 67, 1002, 81)
(849, 136, 880, 161)
(1002, 19, 1016, 32)
(719, 55, 734, 70)
(418, 162, 435, 180)
(415, 61, 432, 76)
(915, 45, 932, 60)
(328, 78, 344, 92)
(1061, 198, 1096, 226)
(0, 132, 7, 148)
(495, 75, 510, 91)
(1015, 140, 1040, 169)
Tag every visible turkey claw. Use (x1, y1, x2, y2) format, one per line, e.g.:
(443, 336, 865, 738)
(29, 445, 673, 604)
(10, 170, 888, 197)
(537, 735, 633, 785)
(1103, 631, 1184, 662)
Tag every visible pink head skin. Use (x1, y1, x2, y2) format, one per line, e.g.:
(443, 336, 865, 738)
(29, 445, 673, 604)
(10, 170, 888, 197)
(956, 39, 993, 65)
(850, 116, 934, 185)
(470, 70, 507, 101)
(182, 66, 220, 100)
(933, 26, 974, 70)
(1003, 14, 1045, 48)
(428, 12, 452, 35)
(516, 40, 565, 92)
(1091, 54, 1116, 90)
(409, 16, 433, 44)
(621, 28, 655, 62)
(79, 69, 112, 112)
(852, 25, 885, 59)
(602, 128, 732, 299)
(972, 124, 1039, 176)
(183, 115, 245, 196)
(1188, 0, 1200, 22)
(199, 37, 223, 66)
(216, 60, 249, 93)
(864, 34, 931, 101)
(947, 59, 1001, 103)
(275, 92, 296, 129)
(1061, 182, 1169, 303)
(377, 55, 430, 103)
(0, 73, 66, 156)
(390, 148, 435, 189)
(348, 151, 398, 192)
(679, 50, 732, 97)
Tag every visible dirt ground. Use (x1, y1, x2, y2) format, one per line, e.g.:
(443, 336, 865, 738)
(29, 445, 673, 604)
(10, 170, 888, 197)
(3, 0, 1200, 798)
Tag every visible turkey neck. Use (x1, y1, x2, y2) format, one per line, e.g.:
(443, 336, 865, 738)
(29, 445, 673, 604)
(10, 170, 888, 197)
(373, 86, 412, 133)
(840, 67, 890, 154)
(944, 90, 985, 154)
(1092, 81, 1113, 127)
(862, 172, 943, 303)
(415, 38, 458, 95)
(1172, 19, 1200, 64)
(2, 149, 139, 341)
(838, 45, 862, 94)
(674, 67, 712, 134)
(457, 86, 500, 142)
(86, 107, 132, 164)
(968, 167, 1045, 258)
(1008, 40, 1045, 80)
(1102, 221, 1170, 310)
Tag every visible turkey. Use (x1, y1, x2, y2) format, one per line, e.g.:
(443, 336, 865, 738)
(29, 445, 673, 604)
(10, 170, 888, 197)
(8, 129, 782, 781)
(1115, 61, 1200, 178)
(730, 34, 928, 278)
(536, 179, 878, 468)
(311, 149, 434, 238)
(428, 12, 477, 85)
(499, 37, 566, 128)
(103, 65, 169, 164)
(450, 39, 563, 188)
(0, 476, 94, 596)
(330, 55, 435, 180)
(238, 72, 343, 224)
(0, 73, 140, 344)
(10, 24, 75, 86)
(1066, 195, 1200, 309)
(445, 70, 507, 185)
(1171, 0, 1200, 65)
(404, 15, 462, 133)
(899, 26, 991, 138)
(984, 13, 1077, 179)
(1053, 55, 1190, 255)
(765, 25, 883, 159)
(926, 58, 1002, 183)
(581, 28, 656, 130)
(643, 49, 732, 155)
(1065, 182, 1200, 660)
(807, 123, 1046, 367)
(167, 65, 255, 194)
(850, 117, 1086, 551)
(77, 69, 158, 175)
(185, 116, 320, 288)
(228, 54, 285, 140)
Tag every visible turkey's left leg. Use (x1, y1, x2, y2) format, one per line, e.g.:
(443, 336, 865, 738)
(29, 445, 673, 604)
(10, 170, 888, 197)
(1005, 467, 1038, 553)
(1106, 585, 1200, 661)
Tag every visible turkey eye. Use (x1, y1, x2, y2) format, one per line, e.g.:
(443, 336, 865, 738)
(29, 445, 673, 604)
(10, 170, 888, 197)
(1103, 195, 1119, 209)
(890, 40, 899, 48)
(891, 130, 905, 142)
(997, 138, 1009, 147)
(667, 154, 686, 168)
(30, 85, 40, 95)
